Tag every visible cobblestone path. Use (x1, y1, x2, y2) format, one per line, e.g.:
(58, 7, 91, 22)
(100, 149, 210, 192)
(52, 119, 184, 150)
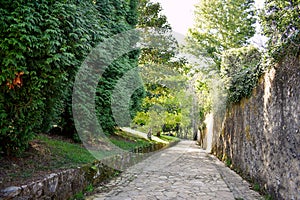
(86, 140, 263, 200)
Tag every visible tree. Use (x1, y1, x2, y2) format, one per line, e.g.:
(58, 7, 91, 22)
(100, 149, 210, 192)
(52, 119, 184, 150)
(260, 0, 300, 61)
(137, 0, 179, 66)
(137, 0, 171, 30)
(0, 0, 105, 155)
(133, 0, 194, 137)
(186, 0, 256, 68)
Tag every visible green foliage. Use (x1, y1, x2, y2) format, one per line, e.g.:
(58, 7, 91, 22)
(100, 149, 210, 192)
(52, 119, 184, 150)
(196, 78, 213, 115)
(221, 46, 262, 103)
(71, 184, 94, 200)
(159, 134, 180, 143)
(226, 157, 232, 167)
(94, 0, 144, 134)
(109, 129, 154, 151)
(260, 0, 300, 61)
(253, 183, 260, 192)
(0, 0, 100, 155)
(85, 184, 94, 193)
(186, 0, 256, 68)
(183, 0, 259, 126)
(137, 0, 181, 70)
(39, 134, 95, 165)
(110, 137, 150, 151)
(0, 0, 143, 155)
(133, 0, 192, 135)
(133, 111, 149, 125)
(138, 0, 171, 30)
(264, 194, 273, 200)
(72, 191, 84, 200)
(133, 85, 192, 135)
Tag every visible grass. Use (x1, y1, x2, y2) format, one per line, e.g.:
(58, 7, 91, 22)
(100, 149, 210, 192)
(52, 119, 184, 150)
(225, 158, 232, 167)
(0, 130, 161, 189)
(0, 133, 99, 189)
(110, 130, 180, 151)
(38, 134, 95, 167)
(159, 134, 180, 143)
(264, 194, 273, 200)
(109, 138, 150, 151)
(0, 129, 177, 191)
(71, 184, 94, 200)
(110, 129, 156, 151)
(253, 183, 260, 192)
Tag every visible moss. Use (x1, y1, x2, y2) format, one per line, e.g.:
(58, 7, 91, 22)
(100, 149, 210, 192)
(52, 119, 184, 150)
(240, 98, 247, 109)
(221, 128, 226, 137)
(225, 157, 232, 167)
(245, 125, 251, 141)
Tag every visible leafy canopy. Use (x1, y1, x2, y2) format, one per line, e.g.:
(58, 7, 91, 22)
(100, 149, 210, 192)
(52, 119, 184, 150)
(260, 0, 300, 61)
(186, 0, 256, 67)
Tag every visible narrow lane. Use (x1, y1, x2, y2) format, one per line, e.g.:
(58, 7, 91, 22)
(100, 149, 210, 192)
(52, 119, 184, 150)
(86, 140, 262, 200)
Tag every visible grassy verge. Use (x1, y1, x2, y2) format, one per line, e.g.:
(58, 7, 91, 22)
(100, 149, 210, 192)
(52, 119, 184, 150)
(0, 134, 96, 189)
(38, 134, 96, 167)
(0, 130, 160, 190)
(0, 129, 179, 194)
(159, 134, 180, 143)
(109, 129, 157, 151)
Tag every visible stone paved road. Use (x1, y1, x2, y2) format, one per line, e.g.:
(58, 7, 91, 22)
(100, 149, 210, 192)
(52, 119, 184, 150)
(86, 140, 263, 200)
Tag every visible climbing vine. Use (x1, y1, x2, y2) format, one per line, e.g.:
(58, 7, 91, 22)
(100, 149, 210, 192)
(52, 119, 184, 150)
(0, 0, 142, 155)
(220, 46, 262, 103)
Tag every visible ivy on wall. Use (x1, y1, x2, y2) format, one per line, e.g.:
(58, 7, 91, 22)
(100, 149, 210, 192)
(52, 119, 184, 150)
(220, 46, 263, 103)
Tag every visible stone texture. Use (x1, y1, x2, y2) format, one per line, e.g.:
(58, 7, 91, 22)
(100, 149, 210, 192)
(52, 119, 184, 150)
(211, 57, 300, 199)
(0, 186, 21, 198)
(0, 143, 170, 200)
(86, 141, 262, 200)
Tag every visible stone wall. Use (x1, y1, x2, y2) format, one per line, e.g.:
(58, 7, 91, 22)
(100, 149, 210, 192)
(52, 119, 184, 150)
(0, 142, 174, 200)
(211, 56, 300, 199)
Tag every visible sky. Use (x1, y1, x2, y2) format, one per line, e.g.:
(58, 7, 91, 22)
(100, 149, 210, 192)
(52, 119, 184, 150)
(151, 0, 265, 36)
(151, 0, 198, 35)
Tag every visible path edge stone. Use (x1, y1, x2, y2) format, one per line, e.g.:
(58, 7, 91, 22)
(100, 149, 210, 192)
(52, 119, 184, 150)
(0, 140, 179, 200)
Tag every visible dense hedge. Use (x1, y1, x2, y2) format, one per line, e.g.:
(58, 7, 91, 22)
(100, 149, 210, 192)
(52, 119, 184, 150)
(0, 0, 142, 155)
(94, 0, 143, 134)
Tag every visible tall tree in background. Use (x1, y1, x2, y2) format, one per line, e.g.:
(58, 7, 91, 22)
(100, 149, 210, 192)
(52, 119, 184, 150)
(132, 0, 192, 137)
(138, 0, 171, 30)
(137, 0, 178, 66)
(186, 0, 256, 68)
